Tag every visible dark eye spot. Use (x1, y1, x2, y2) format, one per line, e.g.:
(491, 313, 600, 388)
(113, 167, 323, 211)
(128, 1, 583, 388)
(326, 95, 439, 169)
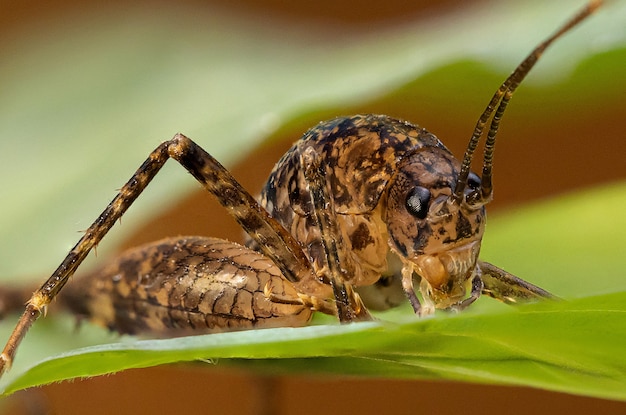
(468, 172, 481, 190)
(405, 186, 430, 219)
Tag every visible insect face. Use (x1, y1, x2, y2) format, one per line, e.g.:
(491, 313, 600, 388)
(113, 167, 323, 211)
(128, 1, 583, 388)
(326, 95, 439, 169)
(386, 147, 485, 309)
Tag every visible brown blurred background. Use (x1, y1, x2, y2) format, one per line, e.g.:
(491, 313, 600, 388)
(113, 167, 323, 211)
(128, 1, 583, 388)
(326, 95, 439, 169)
(1, 0, 625, 414)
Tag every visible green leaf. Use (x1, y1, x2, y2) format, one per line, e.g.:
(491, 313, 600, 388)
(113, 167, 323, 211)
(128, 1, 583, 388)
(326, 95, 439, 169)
(0, 0, 625, 401)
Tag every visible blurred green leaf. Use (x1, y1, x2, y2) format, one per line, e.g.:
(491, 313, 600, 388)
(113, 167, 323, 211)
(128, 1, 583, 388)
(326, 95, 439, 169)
(1, 0, 623, 278)
(0, 0, 624, 400)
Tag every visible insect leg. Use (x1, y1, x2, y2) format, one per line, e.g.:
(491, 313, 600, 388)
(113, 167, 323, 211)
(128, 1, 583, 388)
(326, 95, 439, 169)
(448, 273, 484, 312)
(169, 136, 316, 285)
(402, 263, 429, 316)
(299, 146, 372, 323)
(0, 133, 317, 374)
(479, 261, 556, 304)
(0, 142, 172, 374)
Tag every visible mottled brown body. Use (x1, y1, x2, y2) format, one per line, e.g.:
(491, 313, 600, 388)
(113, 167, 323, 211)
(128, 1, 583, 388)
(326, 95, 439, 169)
(261, 115, 444, 287)
(64, 237, 311, 335)
(0, 1, 600, 376)
(258, 114, 486, 312)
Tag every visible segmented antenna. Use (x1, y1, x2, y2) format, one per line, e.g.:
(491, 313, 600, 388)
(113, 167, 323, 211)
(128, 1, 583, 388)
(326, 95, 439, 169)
(452, 0, 603, 206)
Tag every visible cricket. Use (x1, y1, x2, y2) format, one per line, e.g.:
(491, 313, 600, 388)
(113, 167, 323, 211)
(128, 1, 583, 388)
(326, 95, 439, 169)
(0, 1, 602, 377)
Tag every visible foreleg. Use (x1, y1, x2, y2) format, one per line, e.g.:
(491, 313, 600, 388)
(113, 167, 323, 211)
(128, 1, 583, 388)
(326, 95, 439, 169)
(299, 146, 371, 322)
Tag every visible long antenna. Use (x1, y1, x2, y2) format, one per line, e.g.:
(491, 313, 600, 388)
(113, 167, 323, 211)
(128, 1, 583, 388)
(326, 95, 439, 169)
(452, 0, 603, 206)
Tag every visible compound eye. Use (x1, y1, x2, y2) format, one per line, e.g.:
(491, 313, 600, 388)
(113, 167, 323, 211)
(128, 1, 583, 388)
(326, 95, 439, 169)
(467, 172, 481, 190)
(405, 186, 431, 219)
